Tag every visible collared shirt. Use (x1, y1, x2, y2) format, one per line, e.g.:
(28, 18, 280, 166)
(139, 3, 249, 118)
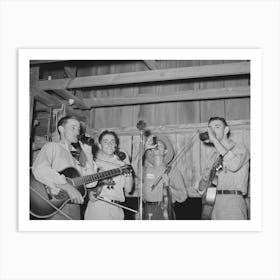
(32, 141, 97, 194)
(199, 141, 250, 195)
(143, 166, 187, 203)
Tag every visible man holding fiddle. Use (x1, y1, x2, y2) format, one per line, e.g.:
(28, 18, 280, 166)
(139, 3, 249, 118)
(143, 133, 187, 220)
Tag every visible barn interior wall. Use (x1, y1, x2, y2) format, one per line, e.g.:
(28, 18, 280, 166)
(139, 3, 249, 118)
(38, 60, 249, 130)
(33, 60, 250, 197)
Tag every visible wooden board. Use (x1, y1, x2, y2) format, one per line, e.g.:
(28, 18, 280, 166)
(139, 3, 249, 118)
(38, 62, 250, 90)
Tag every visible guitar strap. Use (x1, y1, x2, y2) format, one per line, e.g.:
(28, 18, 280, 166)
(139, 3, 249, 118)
(70, 143, 87, 167)
(215, 142, 236, 172)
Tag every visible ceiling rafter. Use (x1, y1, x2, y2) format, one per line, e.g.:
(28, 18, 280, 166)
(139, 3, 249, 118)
(83, 86, 250, 108)
(51, 89, 89, 109)
(37, 62, 250, 90)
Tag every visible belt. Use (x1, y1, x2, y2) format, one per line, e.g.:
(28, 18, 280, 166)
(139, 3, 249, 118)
(217, 190, 243, 195)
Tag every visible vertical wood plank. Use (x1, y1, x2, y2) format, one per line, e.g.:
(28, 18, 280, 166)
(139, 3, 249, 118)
(199, 60, 225, 122)
(223, 63, 250, 120)
(177, 60, 201, 125)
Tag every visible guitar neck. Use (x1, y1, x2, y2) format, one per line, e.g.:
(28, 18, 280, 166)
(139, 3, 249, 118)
(209, 168, 216, 181)
(72, 167, 122, 187)
(207, 156, 223, 187)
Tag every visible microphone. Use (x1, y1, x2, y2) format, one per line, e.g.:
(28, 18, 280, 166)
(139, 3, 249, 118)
(199, 131, 209, 141)
(78, 134, 95, 146)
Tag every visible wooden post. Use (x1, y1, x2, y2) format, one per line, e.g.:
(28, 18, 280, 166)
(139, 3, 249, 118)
(30, 65, 40, 165)
(30, 66, 40, 136)
(30, 96, 35, 135)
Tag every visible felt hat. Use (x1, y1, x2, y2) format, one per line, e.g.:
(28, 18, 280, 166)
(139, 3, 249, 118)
(145, 133, 175, 165)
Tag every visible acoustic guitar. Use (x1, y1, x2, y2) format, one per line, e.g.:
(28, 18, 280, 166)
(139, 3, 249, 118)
(201, 155, 223, 220)
(30, 165, 133, 219)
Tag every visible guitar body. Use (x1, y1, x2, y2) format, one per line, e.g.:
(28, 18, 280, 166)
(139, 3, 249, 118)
(201, 187, 217, 220)
(30, 167, 86, 219)
(201, 157, 222, 220)
(30, 165, 132, 219)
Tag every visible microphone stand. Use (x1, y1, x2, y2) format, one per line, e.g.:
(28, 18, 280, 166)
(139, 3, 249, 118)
(136, 120, 146, 220)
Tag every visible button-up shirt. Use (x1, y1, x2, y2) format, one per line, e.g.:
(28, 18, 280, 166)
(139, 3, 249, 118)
(32, 141, 97, 195)
(198, 141, 250, 195)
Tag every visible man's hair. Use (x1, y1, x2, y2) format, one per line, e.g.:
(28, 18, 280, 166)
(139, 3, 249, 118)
(98, 130, 119, 146)
(208, 116, 230, 137)
(57, 115, 79, 136)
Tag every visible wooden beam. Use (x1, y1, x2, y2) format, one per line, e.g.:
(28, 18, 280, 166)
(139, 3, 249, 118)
(30, 87, 62, 108)
(38, 62, 250, 90)
(143, 60, 159, 70)
(83, 86, 250, 108)
(65, 105, 87, 121)
(30, 66, 39, 134)
(30, 96, 35, 133)
(30, 65, 40, 82)
(30, 60, 68, 65)
(51, 89, 89, 109)
(34, 102, 50, 112)
(88, 119, 250, 137)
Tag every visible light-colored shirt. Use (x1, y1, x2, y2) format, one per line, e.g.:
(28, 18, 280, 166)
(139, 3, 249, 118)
(32, 141, 97, 195)
(198, 141, 250, 195)
(95, 154, 132, 202)
(143, 166, 187, 203)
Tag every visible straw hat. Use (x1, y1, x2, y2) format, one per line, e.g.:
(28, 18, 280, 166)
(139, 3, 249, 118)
(145, 133, 175, 165)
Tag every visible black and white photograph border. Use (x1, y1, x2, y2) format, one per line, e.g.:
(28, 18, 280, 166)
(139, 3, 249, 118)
(18, 48, 262, 232)
(1, 1, 279, 280)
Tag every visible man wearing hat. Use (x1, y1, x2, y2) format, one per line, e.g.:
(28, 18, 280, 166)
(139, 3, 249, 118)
(143, 133, 188, 220)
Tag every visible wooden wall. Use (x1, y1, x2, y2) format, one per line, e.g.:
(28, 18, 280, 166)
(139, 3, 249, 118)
(33, 60, 250, 197)
(37, 60, 250, 132)
(88, 120, 250, 197)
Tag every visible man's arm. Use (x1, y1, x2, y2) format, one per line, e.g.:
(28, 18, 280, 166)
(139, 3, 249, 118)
(32, 143, 83, 204)
(32, 143, 67, 190)
(207, 127, 228, 156)
(223, 144, 250, 172)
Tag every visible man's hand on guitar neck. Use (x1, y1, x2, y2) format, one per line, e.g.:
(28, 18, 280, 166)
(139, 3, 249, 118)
(57, 183, 84, 204)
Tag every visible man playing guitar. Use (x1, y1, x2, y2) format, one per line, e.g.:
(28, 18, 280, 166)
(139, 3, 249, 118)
(197, 117, 250, 220)
(32, 115, 97, 220)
